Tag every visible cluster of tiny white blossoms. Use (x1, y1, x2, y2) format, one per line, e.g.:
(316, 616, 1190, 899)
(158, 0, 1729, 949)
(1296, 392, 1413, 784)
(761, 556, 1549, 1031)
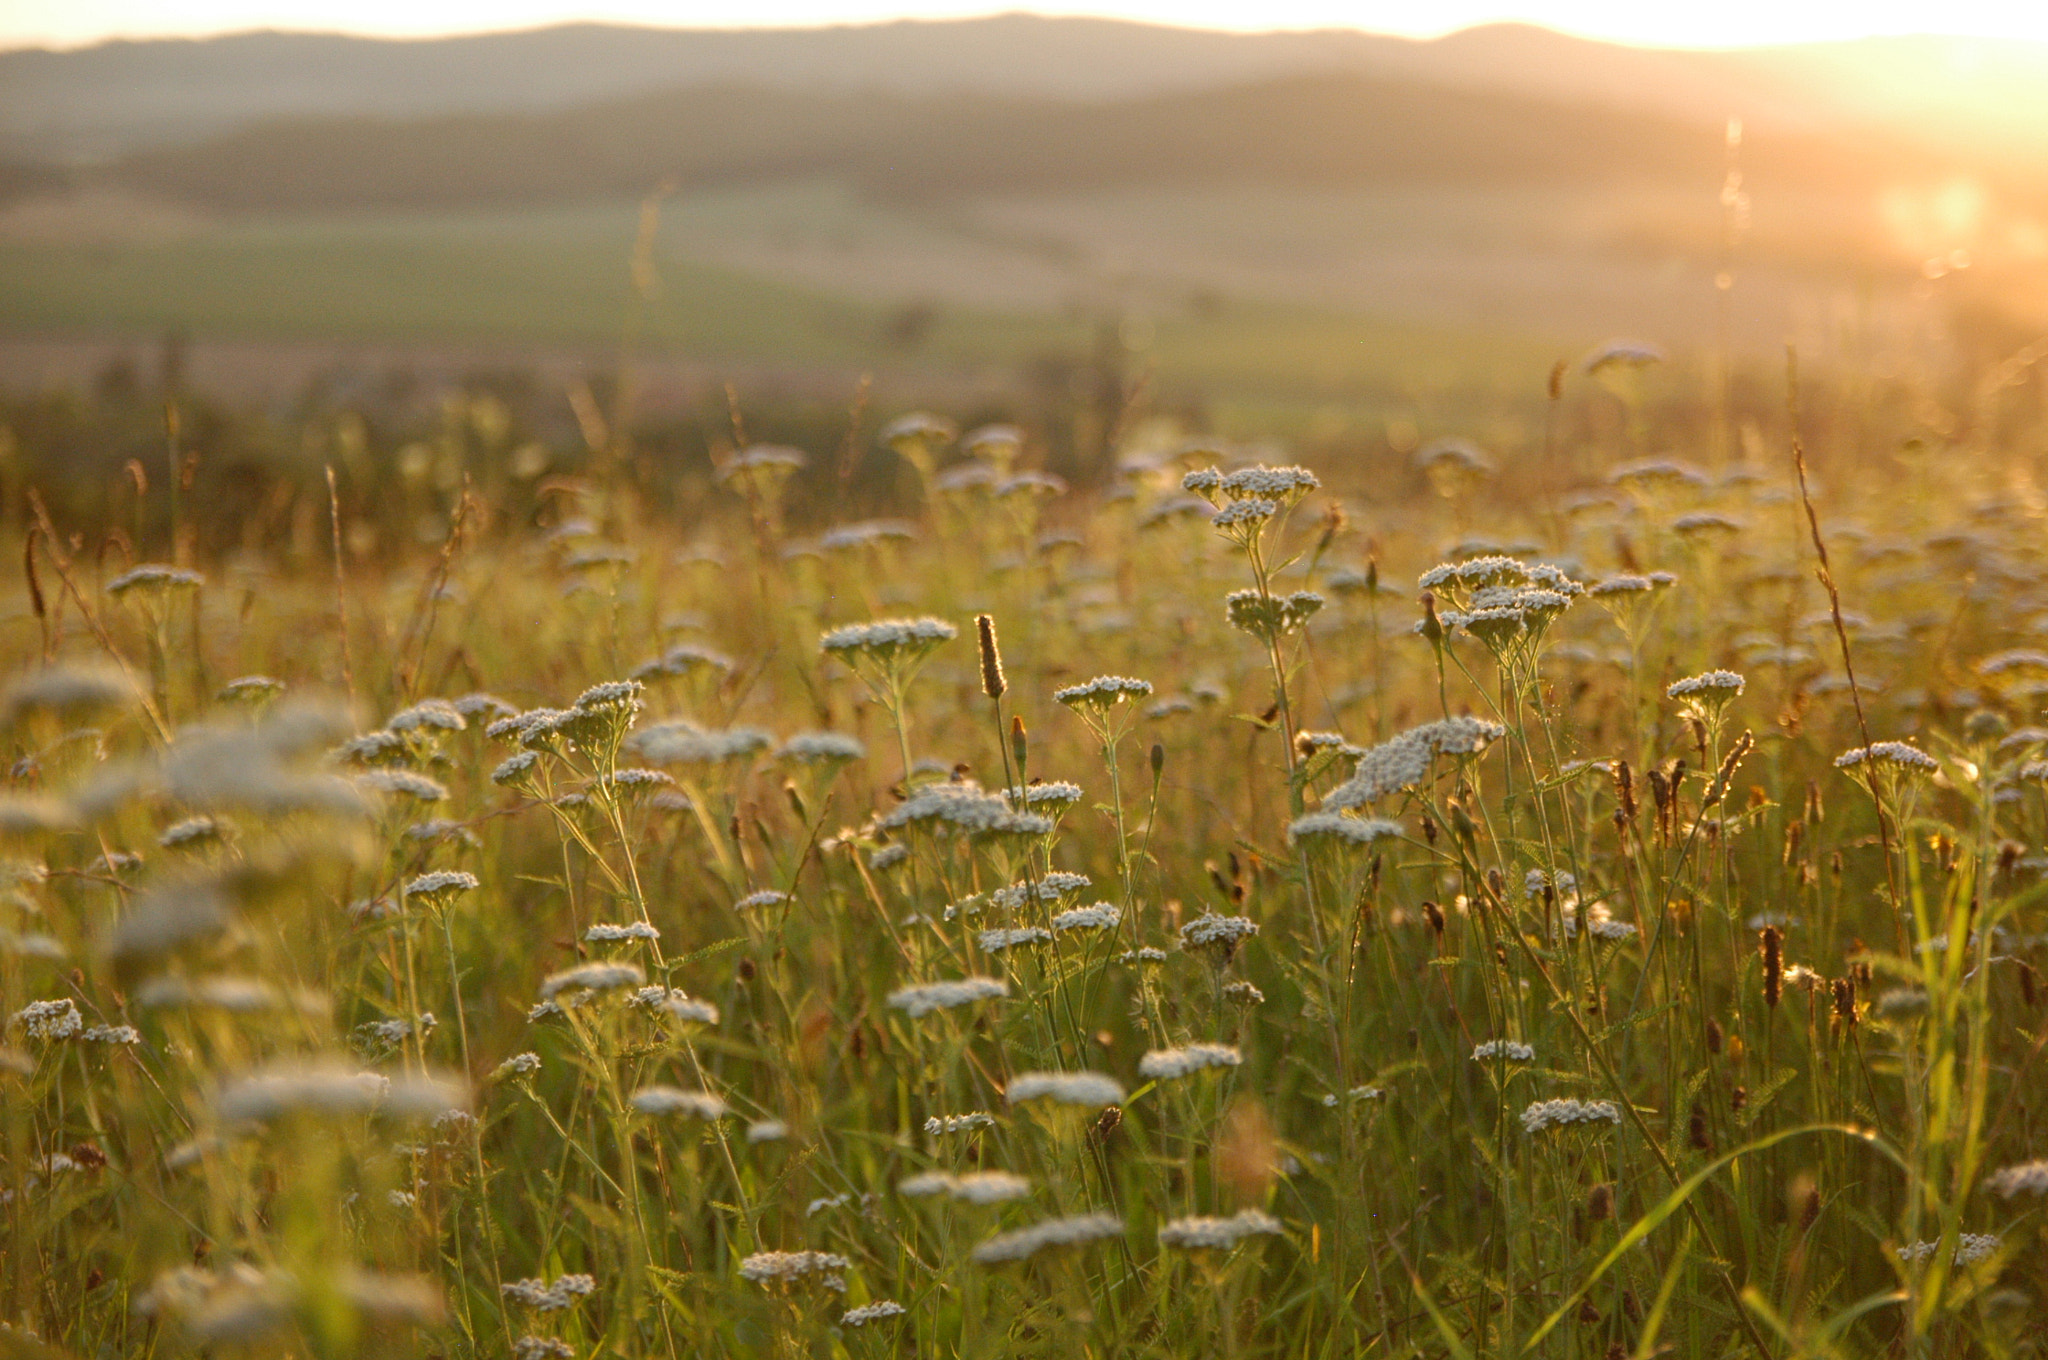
(1118, 946, 1169, 965)
(1667, 670, 1745, 700)
(1137, 1043, 1242, 1081)
(539, 962, 644, 999)
(84, 1024, 140, 1044)
(978, 926, 1052, 953)
(1288, 812, 1401, 847)
(1156, 1208, 1283, 1250)
(108, 564, 204, 596)
(629, 1086, 728, 1119)
(630, 723, 773, 766)
(840, 1301, 907, 1327)
(1471, 1040, 1535, 1062)
(1986, 1159, 2048, 1197)
(1521, 1098, 1622, 1132)
(1005, 781, 1083, 811)
(1835, 742, 1938, 773)
(1225, 589, 1324, 639)
(970, 1212, 1125, 1265)
(492, 1052, 542, 1080)
(882, 782, 1049, 839)
(734, 889, 788, 911)
(899, 1170, 1032, 1204)
(778, 732, 865, 764)
(738, 1250, 850, 1289)
(663, 996, 720, 1025)
(404, 870, 479, 904)
(924, 1111, 996, 1135)
(1053, 676, 1153, 708)
(1006, 1071, 1125, 1108)
(512, 1337, 574, 1359)
(1182, 464, 1319, 506)
(1897, 1235, 1999, 1265)
(991, 872, 1090, 910)
(1051, 903, 1121, 933)
(585, 921, 659, 943)
(502, 1274, 597, 1311)
(12, 998, 82, 1040)
(356, 769, 447, 802)
(1323, 717, 1507, 810)
(1588, 572, 1677, 599)
(1180, 913, 1258, 950)
(819, 618, 957, 659)
(887, 977, 1009, 1017)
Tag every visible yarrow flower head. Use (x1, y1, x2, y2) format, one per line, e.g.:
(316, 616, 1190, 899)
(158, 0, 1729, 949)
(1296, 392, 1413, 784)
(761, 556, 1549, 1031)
(1521, 1098, 1622, 1133)
(1288, 812, 1400, 848)
(924, 1111, 996, 1135)
(1986, 1160, 2048, 1198)
(1898, 1234, 1999, 1266)
(1006, 1071, 1125, 1108)
(1138, 1043, 1241, 1081)
(630, 1086, 729, 1119)
(404, 870, 478, 908)
(1472, 1040, 1535, 1063)
(1054, 675, 1153, 712)
(502, 1274, 597, 1311)
(1225, 589, 1323, 640)
(978, 926, 1052, 953)
(1667, 670, 1745, 722)
(1156, 1208, 1283, 1250)
(970, 1213, 1124, 1265)
(1835, 742, 1938, 774)
(1323, 716, 1505, 810)
(12, 998, 82, 1040)
(738, 1250, 851, 1289)
(1180, 913, 1258, 958)
(585, 921, 659, 943)
(1051, 903, 1121, 933)
(841, 1301, 907, 1327)
(538, 962, 644, 999)
(820, 619, 957, 697)
(887, 977, 1008, 1018)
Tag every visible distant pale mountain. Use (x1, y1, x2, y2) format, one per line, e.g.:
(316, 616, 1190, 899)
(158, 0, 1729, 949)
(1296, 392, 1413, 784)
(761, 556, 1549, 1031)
(5, 14, 2048, 166)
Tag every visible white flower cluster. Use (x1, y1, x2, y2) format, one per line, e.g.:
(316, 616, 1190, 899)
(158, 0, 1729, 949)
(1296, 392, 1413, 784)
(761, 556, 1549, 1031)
(1588, 572, 1676, 598)
(108, 564, 204, 595)
(585, 921, 659, 942)
(502, 1274, 597, 1311)
(663, 996, 720, 1025)
(1138, 1043, 1241, 1080)
(779, 732, 866, 763)
(1897, 1235, 1999, 1265)
(1006, 781, 1083, 811)
(513, 1337, 575, 1359)
(924, 1111, 996, 1135)
(630, 643, 734, 679)
(404, 870, 479, 903)
(1986, 1159, 2048, 1197)
(738, 1250, 850, 1288)
(1978, 649, 2048, 676)
(1006, 1071, 1125, 1108)
(12, 998, 82, 1040)
(970, 1212, 1124, 1264)
(1323, 716, 1507, 810)
(747, 1120, 789, 1143)
(1471, 1040, 1535, 1062)
(1667, 670, 1745, 700)
(882, 781, 1049, 839)
(1417, 556, 1527, 594)
(734, 890, 789, 911)
(493, 1052, 542, 1080)
(357, 769, 447, 802)
(1288, 812, 1401, 846)
(1226, 588, 1324, 639)
(630, 1086, 729, 1119)
(820, 618, 957, 657)
(978, 926, 1052, 953)
(1156, 1208, 1283, 1250)
(84, 1024, 140, 1044)
(631, 723, 773, 766)
(1210, 498, 1278, 528)
(1322, 1086, 1385, 1106)
(1835, 742, 1938, 772)
(840, 1300, 907, 1327)
(1053, 675, 1153, 707)
(888, 977, 1009, 1017)
(899, 1170, 1032, 1203)
(991, 872, 1090, 910)
(1117, 947, 1168, 965)
(1180, 913, 1258, 949)
(1051, 904, 1121, 933)
(217, 1062, 466, 1124)
(539, 962, 644, 998)
(1520, 1098, 1622, 1133)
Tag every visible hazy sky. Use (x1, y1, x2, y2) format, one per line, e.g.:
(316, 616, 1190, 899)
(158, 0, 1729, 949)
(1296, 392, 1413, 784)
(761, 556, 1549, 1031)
(11, 0, 2048, 51)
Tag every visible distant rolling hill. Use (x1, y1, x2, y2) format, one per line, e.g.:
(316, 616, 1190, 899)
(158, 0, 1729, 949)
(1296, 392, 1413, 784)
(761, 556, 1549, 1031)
(6, 14, 2048, 168)
(89, 71, 1982, 217)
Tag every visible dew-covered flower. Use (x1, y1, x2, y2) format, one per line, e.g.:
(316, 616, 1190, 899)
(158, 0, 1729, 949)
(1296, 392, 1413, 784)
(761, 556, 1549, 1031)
(1157, 1208, 1283, 1250)
(970, 1212, 1124, 1264)
(1521, 1098, 1621, 1132)
(888, 977, 1009, 1017)
(1138, 1043, 1241, 1080)
(1006, 1071, 1125, 1108)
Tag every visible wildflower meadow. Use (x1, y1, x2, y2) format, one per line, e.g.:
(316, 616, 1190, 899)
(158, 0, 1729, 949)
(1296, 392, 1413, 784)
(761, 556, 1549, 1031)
(1, 381, 2045, 1360)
